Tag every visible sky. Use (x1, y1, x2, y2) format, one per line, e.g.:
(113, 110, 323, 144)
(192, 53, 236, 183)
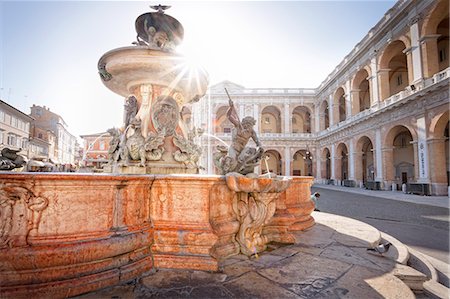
(0, 0, 395, 140)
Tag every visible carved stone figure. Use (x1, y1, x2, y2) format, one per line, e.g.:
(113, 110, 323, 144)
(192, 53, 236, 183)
(173, 128, 203, 168)
(133, 5, 183, 52)
(135, 85, 153, 138)
(124, 95, 138, 128)
(0, 185, 49, 248)
(0, 148, 27, 170)
(144, 131, 165, 161)
(107, 128, 121, 164)
(214, 90, 264, 175)
(97, 62, 112, 81)
(123, 119, 147, 167)
(118, 118, 165, 167)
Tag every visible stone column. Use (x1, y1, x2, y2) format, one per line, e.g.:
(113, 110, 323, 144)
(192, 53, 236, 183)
(404, 48, 414, 85)
(284, 103, 290, 134)
(375, 128, 383, 182)
(409, 18, 423, 84)
(428, 138, 448, 195)
(345, 80, 352, 118)
(415, 116, 430, 183)
(328, 95, 334, 126)
(316, 148, 322, 180)
(239, 103, 245, 121)
(314, 104, 320, 132)
(377, 69, 391, 101)
(331, 144, 336, 182)
(284, 147, 291, 176)
(253, 103, 260, 133)
(351, 89, 361, 114)
(370, 57, 380, 106)
(348, 141, 355, 181)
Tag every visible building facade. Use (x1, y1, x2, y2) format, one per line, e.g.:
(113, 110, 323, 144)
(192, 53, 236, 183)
(0, 99, 33, 160)
(29, 105, 77, 167)
(193, 0, 449, 195)
(80, 132, 112, 170)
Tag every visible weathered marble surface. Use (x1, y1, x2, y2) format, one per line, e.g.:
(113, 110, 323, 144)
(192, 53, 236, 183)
(0, 173, 314, 298)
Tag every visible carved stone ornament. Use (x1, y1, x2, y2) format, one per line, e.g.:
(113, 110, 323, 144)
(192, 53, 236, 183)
(226, 173, 291, 256)
(151, 96, 179, 137)
(173, 128, 203, 168)
(97, 62, 112, 81)
(118, 118, 165, 167)
(0, 185, 49, 248)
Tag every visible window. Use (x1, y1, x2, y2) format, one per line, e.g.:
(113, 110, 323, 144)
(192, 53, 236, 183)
(38, 133, 43, 139)
(35, 108, 42, 116)
(7, 134, 16, 146)
(439, 48, 447, 62)
(292, 117, 297, 124)
(397, 74, 403, 86)
(0, 110, 5, 122)
(223, 127, 231, 133)
(0, 131, 4, 144)
(264, 117, 270, 124)
(21, 138, 28, 149)
(100, 142, 105, 150)
(11, 116, 18, 127)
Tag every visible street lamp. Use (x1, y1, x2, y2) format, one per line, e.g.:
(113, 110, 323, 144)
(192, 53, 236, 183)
(303, 146, 313, 176)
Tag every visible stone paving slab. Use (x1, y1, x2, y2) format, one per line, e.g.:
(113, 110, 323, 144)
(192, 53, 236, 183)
(75, 213, 417, 299)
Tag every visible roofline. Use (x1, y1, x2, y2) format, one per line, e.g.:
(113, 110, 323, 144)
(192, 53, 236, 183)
(0, 99, 35, 121)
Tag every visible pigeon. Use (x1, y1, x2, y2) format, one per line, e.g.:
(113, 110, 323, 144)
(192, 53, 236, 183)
(367, 242, 392, 255)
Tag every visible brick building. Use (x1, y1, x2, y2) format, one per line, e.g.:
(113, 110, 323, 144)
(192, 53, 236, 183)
(79, 131, 112, 170)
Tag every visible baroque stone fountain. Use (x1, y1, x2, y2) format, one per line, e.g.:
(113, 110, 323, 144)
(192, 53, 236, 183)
(0, 6, 315, 298)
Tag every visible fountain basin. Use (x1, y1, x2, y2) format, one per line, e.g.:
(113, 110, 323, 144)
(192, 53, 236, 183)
(98, 46, 208, 104)
(0, 172, 313, 298)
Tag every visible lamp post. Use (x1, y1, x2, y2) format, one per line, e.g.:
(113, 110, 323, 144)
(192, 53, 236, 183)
(303, 146, 313, 176)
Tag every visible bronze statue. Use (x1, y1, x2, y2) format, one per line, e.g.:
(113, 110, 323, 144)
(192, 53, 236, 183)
(214, 89, 264, 175)
(0, 148, 26, 171)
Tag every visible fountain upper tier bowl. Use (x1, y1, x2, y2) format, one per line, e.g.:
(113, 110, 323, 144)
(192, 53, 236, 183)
(98, 46, 208, 104)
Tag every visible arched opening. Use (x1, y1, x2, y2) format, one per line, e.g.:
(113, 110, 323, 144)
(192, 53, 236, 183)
(336, 143, 348, 182)
(261, 150, 282, 175)
(384, 125, 416, 186)
(421, 0, 449, 77)
(352, 69, 371, 114)
(429, 111, 449, 195)
(356, 136, 374, 185)
(333, 87, 346, 124)
(320, 101, 330, 130)
(378, 40, 410, 100)
(293, 149, 313, 176)
(437, 17, 449, 72)
(261, 106, 281, 133)
(292, 106, 312, 133)
(214, 106, 232, 134)
(321, 148, 331, 180)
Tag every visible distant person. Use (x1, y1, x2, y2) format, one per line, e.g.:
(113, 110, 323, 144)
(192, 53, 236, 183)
(311, 192, 321, 211)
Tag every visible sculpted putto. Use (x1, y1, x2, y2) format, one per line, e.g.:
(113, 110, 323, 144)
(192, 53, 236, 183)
(214, 89, 264, 175)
